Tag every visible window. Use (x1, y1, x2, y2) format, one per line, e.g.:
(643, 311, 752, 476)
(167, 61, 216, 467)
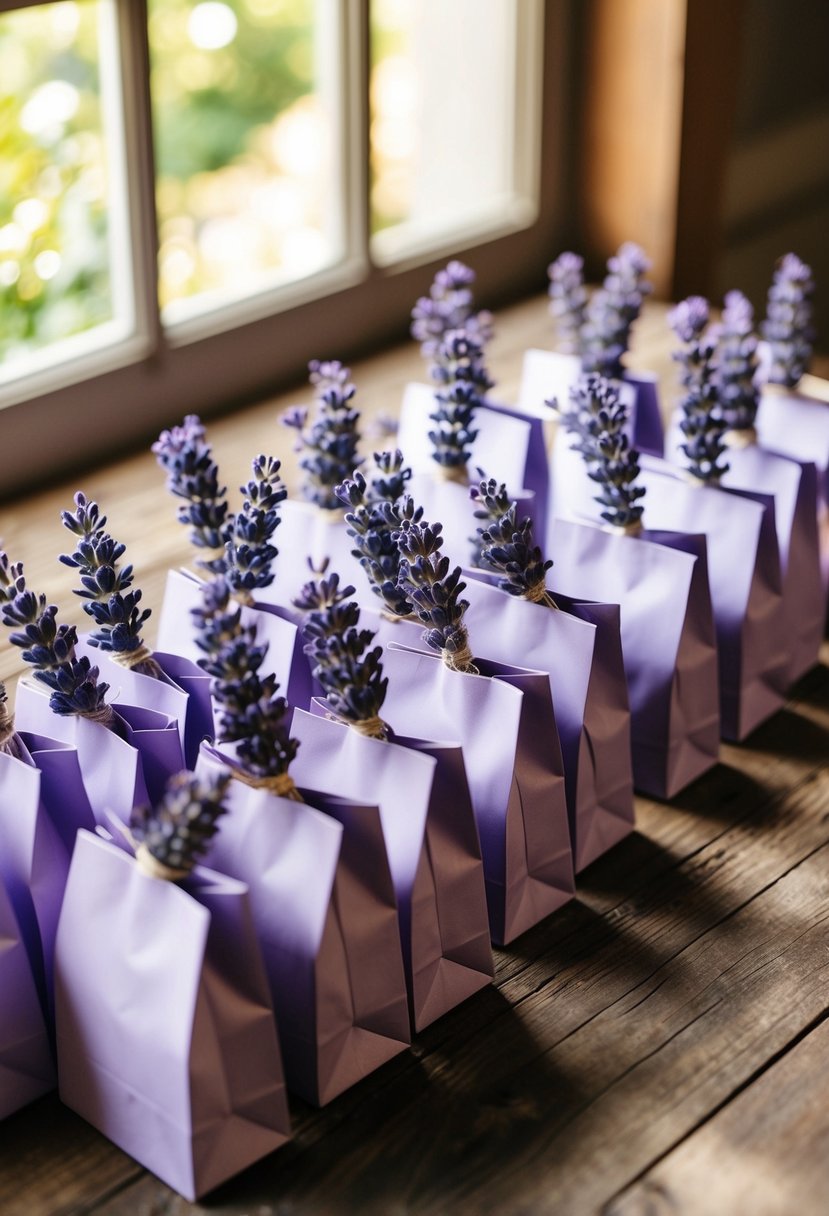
(0, 0, 562, 494)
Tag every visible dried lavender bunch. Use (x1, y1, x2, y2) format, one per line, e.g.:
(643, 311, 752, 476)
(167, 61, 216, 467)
(130, 769, 230, 878)
(0, 551, 111, 720)
(479, 507, 555, 607)
(283, 360, 362, 510)
(153, 415, 230, 572)
(468, 476, 513, 568)
(396, 518, 477, 673)
(762, 252, 815, 388)
(192, 577, 300, 791)
(223, 455, 287, 601)
(336, 470, 422, 617)
(547, 251, 588, 355)
(581, 242, 652, 380)
(669, 296, 729, 483)
(60, 492, 159, 673)
(294, 573, 388, 738)
(427, 327, 493, 476)
(566, 379, 645, 531)
(713, 290, 760, 433)
(411, 259, 494, 359)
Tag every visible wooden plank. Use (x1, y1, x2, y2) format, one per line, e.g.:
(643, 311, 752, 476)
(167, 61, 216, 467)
(59, 669, 829, 1215)
(606, 1013, 829, 1216)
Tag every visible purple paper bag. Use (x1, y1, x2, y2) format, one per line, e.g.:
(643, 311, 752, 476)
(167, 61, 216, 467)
(397, 381, 544, 550)
(550, 518, 720, 800)
(0, 739, 69, 1016)
(0, 877, 54, 1119)
(637, 458, 787, 741)
(290, 709, 493, 1030)
(196, 746, 410, 1106)
(379, 645, 575, 946)
(157, 568, 313, 709)
(75, 637, 213, 768)
(55, 830, 291, 1201)
(13, 680, 149, 826)
(462, 575, 635, 871)
(755, 384, 829, 591)
(666, 417, 822, 685)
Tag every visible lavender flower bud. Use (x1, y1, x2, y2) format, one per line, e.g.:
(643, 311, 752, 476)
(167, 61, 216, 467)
(153, 415, 230, 571)
(224, 455, 287, 601)
(478, 506, 554, 605)
(410, 259, 494, 358)
(566, 378, 645, 530)
(468, 476, 513, 569)
(293, 574, 388, 735)
(427, 327, 492, 473)
(0, 550, 111, 719)
(283, 360, 362, 510)
(761, 252, 815, 388)
(547, 251, 588, 355)
(582, 242, 652, 380)
(336, 469, 422, 618)
(669, 296, 729, 483)
(713, 290, 760, 432)
(60, 492, 154, 664)
(395, 519, 477, 672)
(130, 770, 231, 876)
(192, 577, 299, 784)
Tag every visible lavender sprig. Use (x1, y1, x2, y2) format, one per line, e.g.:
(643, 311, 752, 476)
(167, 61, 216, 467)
(581, 242, 652, 380)
(153, 415, 229, 571)
(411, 259, 494, 358)
(427, 327, 492, 476)
(0, 551, 111, 720)
(395, 519, 477, 673)
(478, 507, 555, 606)
(224, 455, 287, 601)
(283, 360, 362, 510)
(762, 252, 815, 388)
(365, 448, 412, 504)
(336, 470, 422, 617)
(547, 251, 588, 355)
(713, 290, 760, 433)
(566, 378, 645, 531)
(669, 296, 729, 483)
(130, 770, 230, 878)
(60, 492, 156, 670)
(293, 573, 388, 737)
(192, 577, 300, 791)
(468, 476, 513, 569)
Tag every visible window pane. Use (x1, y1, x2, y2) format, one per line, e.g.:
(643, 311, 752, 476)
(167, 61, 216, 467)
(150, 0, 342, 324)
(0, 0, 128, 382)
(370, 0, 537, 262)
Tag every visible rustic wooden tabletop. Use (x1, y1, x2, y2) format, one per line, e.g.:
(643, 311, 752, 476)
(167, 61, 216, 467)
(1, 296, 828, 1216)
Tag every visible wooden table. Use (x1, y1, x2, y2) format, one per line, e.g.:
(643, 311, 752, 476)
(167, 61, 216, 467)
(1, 297, 828, 1216)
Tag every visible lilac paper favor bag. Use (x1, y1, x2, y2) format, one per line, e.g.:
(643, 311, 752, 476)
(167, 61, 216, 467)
(0, 739, 70, 1015)
(637, 458, 787, 740)
(462, 575, 634, 872)
(550, 518, 720, 799)
(13, 680, 149, 826)
(666, 418, 822, 685)
(290, 709, 493, 1031)
(380, 645, 575, 946)
(75, 637, 213, 768)
(196, 747, 411, 1106)
(56, 831, 291, 1202)
(0, 877, 54, 1119)
(157, 568, 312, 709)
(396, 382, 544, 553)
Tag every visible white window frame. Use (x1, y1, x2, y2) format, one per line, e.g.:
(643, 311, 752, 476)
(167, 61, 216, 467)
(0, 0, 566, 497)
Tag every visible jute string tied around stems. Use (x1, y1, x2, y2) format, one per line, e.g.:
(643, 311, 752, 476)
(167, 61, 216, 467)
(231, 766, 304, 802)
(110, 645, 165, 679)
(0, 704, 17, 752)
(723, 427, 758, 449)
(436, 464, 469, 486)
(442, 639, 479, 675)
(524, 581, 558, 609)
(134, 844, 191, 882)
(602, 520, 644, 538)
